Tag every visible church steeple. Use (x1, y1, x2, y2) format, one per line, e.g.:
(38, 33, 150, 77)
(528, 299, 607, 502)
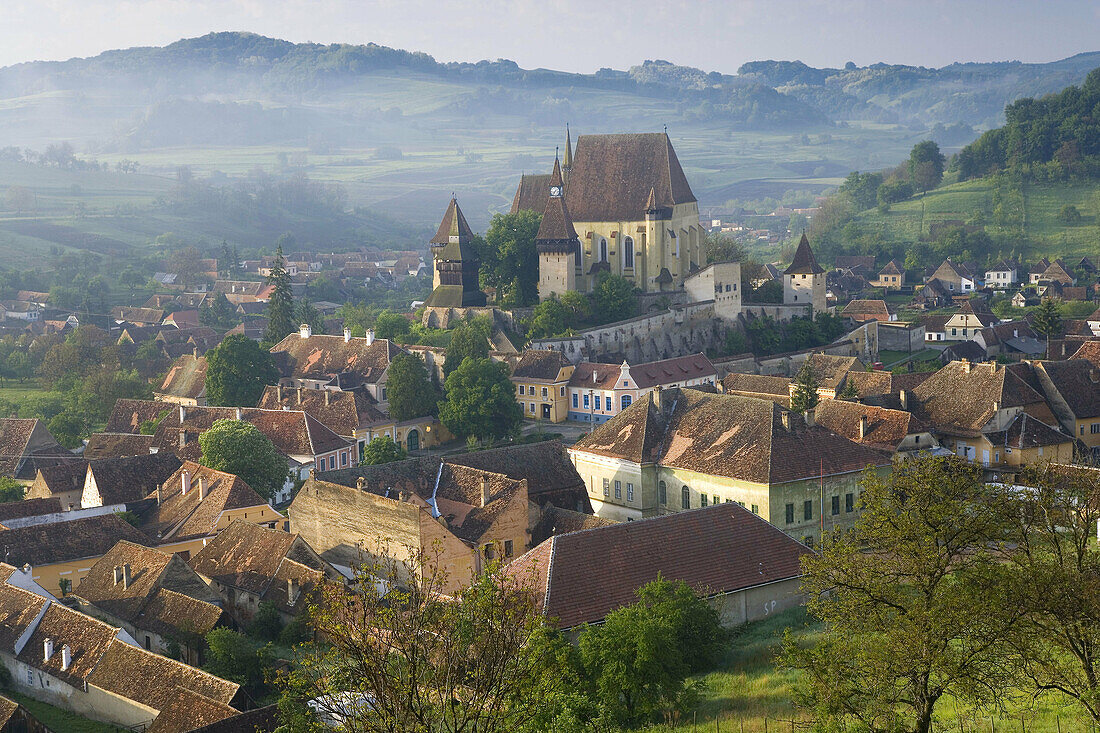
(562, 125, 573, 184)
(536, 158, 578, 251)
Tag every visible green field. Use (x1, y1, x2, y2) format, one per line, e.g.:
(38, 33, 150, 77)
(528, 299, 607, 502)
(0, 380, 49, 411)
(854, 178, 1100, 260)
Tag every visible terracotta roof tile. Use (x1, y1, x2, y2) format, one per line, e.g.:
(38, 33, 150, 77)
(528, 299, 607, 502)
(445, 441, 590, 510)
(88, 639, 239, 711)
(510, 173, 552, 214)
(140, 462, 270, 542)
(784, 233, 824, 275)
(511, 350, 571, 381)
(530, 505, 616, 547)
(157, 355, 208, 401)
(87, 454, 183, 505)
(911, 361, 1055, 434)
(0, 514, 151, 567)
(106, 399, 175, 434)
(188, 705, 280, 733)
(146, 688, 239, 733)
(16, 602, 118, 686)
(628, 353, 716, 389)
(813, 400, 927, 452)
(1037, 360, 1100, 419)
(270, 332, 403, 388)
(189, 520, 328, 597)
(83, 432, 155, 460)
(1070, 341, 1100, 368)
(151, 407, 350, 458)
(0, 583, 48, 650)
(507, 503, 811, 628)
(256, 386, 385, 436)
(567, 362, 621, 390)
(0, 497, 61, 522)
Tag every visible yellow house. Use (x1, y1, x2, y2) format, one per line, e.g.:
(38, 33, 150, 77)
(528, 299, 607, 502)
(567, 388, 892, 545)
(1033, 359, 1100, 458)
(871, 260, 906, 290)
(510, 350, 575, 423)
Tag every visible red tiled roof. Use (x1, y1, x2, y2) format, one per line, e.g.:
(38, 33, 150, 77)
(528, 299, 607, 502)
(628, 353, 716, 388)
(507, 503, 810, 628)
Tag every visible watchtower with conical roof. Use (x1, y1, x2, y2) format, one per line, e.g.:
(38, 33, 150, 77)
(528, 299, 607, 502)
(536, 158, 580, 300)
(424, 197, 486, 308)
(783, 233, 826, 313)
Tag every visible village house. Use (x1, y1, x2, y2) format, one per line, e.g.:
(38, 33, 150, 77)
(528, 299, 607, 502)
(188, 520, 342, 626)
(871, 260, 906, 290)
(0, 581, 241, 729)
(841, 299, 895, 323)
(973, 321, 1045, 361)
(833, 255, 877, 277)
(812, 400, 938, 456)
(1012, 291, 1040, 309)
(566, 353, 718, 424)
(795, 353, 864, 400)
(290, 457, 530, 594)
(1038, 259, 1077, 286)
(138, 461, 281, 558)
(909, 360, 1074, 470)
(1028, 258, 1052, 285)
(0, 419, 70, 480)
(154, 354, 208, 406)
(507, 503, 810, 630)
(25, 454, 180, 512)
(510, 350, 575, 423)
(82, 433, 155, 461)
(922, 314, 949, 342)
(72, 541, 229, 665)
(721, 373, 792, 407)
(212, 280, 268, 305)
(929, 259, 978, 293)
(568, 388, 892, 545)
(256, 385, 444, 459)
(0, 513, 152, 596)
(270, 326, 403, 405)
(985, 260, 1019, 288)
(944, 301, 998, 341)
(110, 307, 165, 327)
(25, 462, 87, 510)
(443, 440, 593, 513)
(1032, 359, 1100, 459)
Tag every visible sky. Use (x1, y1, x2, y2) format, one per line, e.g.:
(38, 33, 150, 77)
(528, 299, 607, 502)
(3, 0, 1099, 73)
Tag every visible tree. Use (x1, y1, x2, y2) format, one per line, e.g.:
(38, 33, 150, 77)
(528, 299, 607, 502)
(478, 210, 542, 306)
(527, 297, 568, 339)
(205, 335, 280, 407)
(704, 232, 747, 264)
(789, 361, 820, 413)
(578, 577, 722, 727)
(1001, 464, 1100, 722)
(5, 186, 33, 214)
(277, 548, 570, 733)
(204, 627, 268, 697)
(295, 298, 325, 335)
(264, 245, 296, 343)
(558, 290, 591, 326)
(385, 353, 438, 421)
(1058, 204, 1082, 225)
(119, 267, 145, 303)
(360, 435, 407, 465)
(199, 418, 287, 501)
(0, 476, 25, 503)
(837, 376, 859, 401)
(199, 292, 239, 331)
(908, 140, 946, 193)
(373, 310, 410, 341)
(592, 272, 636, 323)
(48, 410, 86, 449)
(443, 316, 491, 377)
(781, 456, 1020, 733)
(1032, 297, 1064, 357)
(438, 357, 522, 444)
(249, 601, 284, 642)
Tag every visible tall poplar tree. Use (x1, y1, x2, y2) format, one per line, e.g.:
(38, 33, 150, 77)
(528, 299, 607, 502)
(263, 245, 295, 343)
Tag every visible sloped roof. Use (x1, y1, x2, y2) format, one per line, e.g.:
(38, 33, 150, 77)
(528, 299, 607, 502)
(188, 706, 280, 733)
(16, 602, 119, 686)
(146, 688, 240, 733)
(986, 411, 1071, 449)
(813, 400, 928, 452)
(0, 583, 48, 650)
(511, 349, 572, 381)
(256, 386, 386, 437)
(567, 362, 621, 390)
(0, 497, 61, 522)
(507, 503, 811, 628)
(563, 133, 695, 222)
(784, 233, 824, 275)
(444, 441, 590, 510)
(83, 432, 155, 460)
(0, 514, 151, 567)
(535, 159, 581, 253)
(932, 258, 974, 282)
(1038, 360, 1100, 419)
(804, 353, 862, 391)
(878, 260, 904, 276)
(834, 255, 876, 272)
(87, 453, 183, 505)
(140, 462, 270, 542)
(270, 332, 403, 387)
(510, 173, 552, 214)
(189, 520, 328, 596)
(530, 505, 617, 547)
(429, 196, 475, 247)
(157, 354, 208, 400)
(151, 406, 350, 458)
(911, 361, 1055, 434)
(573, 389, 890, 483)
(842, 299, 891, 320)
(106, 399, 174, 434)
(111, 306, 165, 324)
(28, 460, 87, 499)
(1070, 341, 1100, 368)
(629, 353, 716, 388)
(0, 419, 67, 478)
(721, 373, 791, 406)
(88, 639, 239, 712)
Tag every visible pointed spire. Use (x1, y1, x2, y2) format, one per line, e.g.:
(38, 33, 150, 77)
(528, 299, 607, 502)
(430, 196, 474, 246)
(536, 160, 580, 253)
(563, 124, 573, 171)
(784, 232, 824, 275)
(645, 187, 657, 211)
(550, 157, 564, 191)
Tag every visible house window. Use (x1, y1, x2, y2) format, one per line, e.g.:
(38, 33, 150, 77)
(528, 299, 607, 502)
(518, 384, 525, 395)
(623, 236, 635, 268)
(751, 504, 759, 514)
(626, 483, 634, 502)
(804, 500, 813, 521)
(831, 496, 840, 515)
(603, 478, 610, 497)
(599, 239, 608, 262)
(713, 495, 720, 505)
(504, 540, 514, 558)
(681, 486, 690, 509)
(560, 386, 565, 396)
(845, 493, 854, 513)
(530, 403, 535, 413)
(700, 494, 708, 507)
(785, 503, 795, 524)
(583, 394, 590, 408)
(621, 395, 632, 409)
(614, 480, 622, 499)
(542, 387, 548, 397)
(317, 458, 324, 471)
(341, 451, 348, 466)
(571, 393, 578, 408)
(1092, 423, 1100, 434)
(951, 328, 957, 336)
(484, 544, 495, 561)
(328, 455, 335, 469)
(804, 536, 815, 548)
(658, 481, 667, 505)
(144, 635, 151, 650)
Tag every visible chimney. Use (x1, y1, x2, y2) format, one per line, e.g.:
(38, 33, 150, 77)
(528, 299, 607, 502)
(276, 385, 282, 401)
(181, 470, 191, 495)
(343, 328, 352, 343)
(653, 385, 663, 412)
(365, 329, 375, 346)
(113, 566, 123, 585)
(962, 360, 972, 373)
(192, 346, 199, 358)
(859, 414, 869, 440)
(993, 401, 1000, 413)
(179, 431, 189, 449)
(356, 477, 366, 490)
(324, 390, 331, 406)
(1090, 369, 1100, 384)
(156, 484, 162, 505)
(43, 638, 53, 662)
(297, 387, 303, 405)
(178, 404, 186, 422)
(780, 411, 792, 431)
(480, 474, 491, 507)
(61, 645, 72, 672)
(235, 407, 243, 420)
(899, 389, 908, 410)
(122, 563, 131, 589)
(299, 323, 312, 338)
(199, 476, 208, 500)
(804, 409, 815, 428)
(288, 578, 300, 605)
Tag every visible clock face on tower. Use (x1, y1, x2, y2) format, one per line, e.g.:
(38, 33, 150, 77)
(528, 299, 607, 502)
(549, 186, 562, 197)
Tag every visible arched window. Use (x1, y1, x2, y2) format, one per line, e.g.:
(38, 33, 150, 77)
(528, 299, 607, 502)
(623, 236, 634, 269)
(681, 485, 690, 509)
(658, 481, 667, 505)
(599, 238, 608, 263)
(621, 394, 632, 410)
